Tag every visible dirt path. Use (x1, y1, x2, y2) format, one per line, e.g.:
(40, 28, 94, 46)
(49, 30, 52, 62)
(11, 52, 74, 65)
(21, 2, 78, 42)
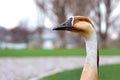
(0, 56, 120, 80)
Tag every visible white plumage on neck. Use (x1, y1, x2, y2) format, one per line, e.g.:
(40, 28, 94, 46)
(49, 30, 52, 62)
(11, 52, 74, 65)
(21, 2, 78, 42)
(80, 31, 98, 80)
(85, 31, 97, 67)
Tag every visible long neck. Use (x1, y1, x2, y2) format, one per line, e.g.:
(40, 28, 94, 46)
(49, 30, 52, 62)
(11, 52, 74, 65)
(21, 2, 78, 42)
(80, 32, 99, 80)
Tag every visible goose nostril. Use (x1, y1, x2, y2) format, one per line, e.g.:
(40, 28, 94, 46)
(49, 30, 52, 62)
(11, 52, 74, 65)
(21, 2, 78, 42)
(63, 23, 66, 25)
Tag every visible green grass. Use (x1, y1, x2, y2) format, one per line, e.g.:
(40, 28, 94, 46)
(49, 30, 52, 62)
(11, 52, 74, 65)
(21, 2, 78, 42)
(0, 48, 120, 57)
(41, 64, 120, 80)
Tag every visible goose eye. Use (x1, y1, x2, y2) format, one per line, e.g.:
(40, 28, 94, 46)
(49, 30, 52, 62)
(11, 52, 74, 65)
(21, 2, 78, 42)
(79, 18, 83, 21)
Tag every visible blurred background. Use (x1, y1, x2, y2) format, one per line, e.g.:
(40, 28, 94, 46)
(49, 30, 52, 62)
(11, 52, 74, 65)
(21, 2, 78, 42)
(0, 0, 120, 50)
(0, 0, 120, 80)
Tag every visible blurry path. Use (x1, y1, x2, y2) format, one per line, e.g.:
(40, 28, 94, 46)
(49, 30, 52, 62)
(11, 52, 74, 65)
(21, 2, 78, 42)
(0, 56, 120, 80)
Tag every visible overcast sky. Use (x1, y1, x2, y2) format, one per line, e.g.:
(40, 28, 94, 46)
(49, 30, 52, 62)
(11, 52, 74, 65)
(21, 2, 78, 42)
(0, 0, 38, 29)
(0, 0, 120, 31)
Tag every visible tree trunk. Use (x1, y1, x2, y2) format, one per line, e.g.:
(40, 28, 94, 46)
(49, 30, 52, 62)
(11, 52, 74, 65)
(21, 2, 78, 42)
(99, 33, 108, 48)
(53, 0, 67, 48)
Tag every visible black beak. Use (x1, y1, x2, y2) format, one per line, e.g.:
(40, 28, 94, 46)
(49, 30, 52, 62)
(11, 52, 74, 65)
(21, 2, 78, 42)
(53, 17, 73, 30)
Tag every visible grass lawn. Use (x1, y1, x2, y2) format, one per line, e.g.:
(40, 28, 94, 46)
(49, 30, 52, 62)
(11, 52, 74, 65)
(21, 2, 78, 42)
(0, 48, 120, 57)
(41, 64, 120, 80)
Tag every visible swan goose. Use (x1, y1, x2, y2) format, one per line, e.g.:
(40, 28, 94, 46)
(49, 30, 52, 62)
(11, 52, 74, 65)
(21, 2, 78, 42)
(53, 16, 99, 80)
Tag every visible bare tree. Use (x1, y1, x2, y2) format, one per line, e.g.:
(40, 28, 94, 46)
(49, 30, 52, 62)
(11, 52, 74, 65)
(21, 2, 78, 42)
(67, 0, 95, 15)
(10, 27, 29, 43)
(92, 0, 120, 47)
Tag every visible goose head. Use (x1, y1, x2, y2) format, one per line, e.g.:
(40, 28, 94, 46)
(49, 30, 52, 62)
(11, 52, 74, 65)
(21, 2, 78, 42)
(53, 16, 95, 40)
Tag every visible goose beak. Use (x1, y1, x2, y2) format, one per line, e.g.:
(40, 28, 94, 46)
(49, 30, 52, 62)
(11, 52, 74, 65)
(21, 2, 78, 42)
(53, 17, 73, 30)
